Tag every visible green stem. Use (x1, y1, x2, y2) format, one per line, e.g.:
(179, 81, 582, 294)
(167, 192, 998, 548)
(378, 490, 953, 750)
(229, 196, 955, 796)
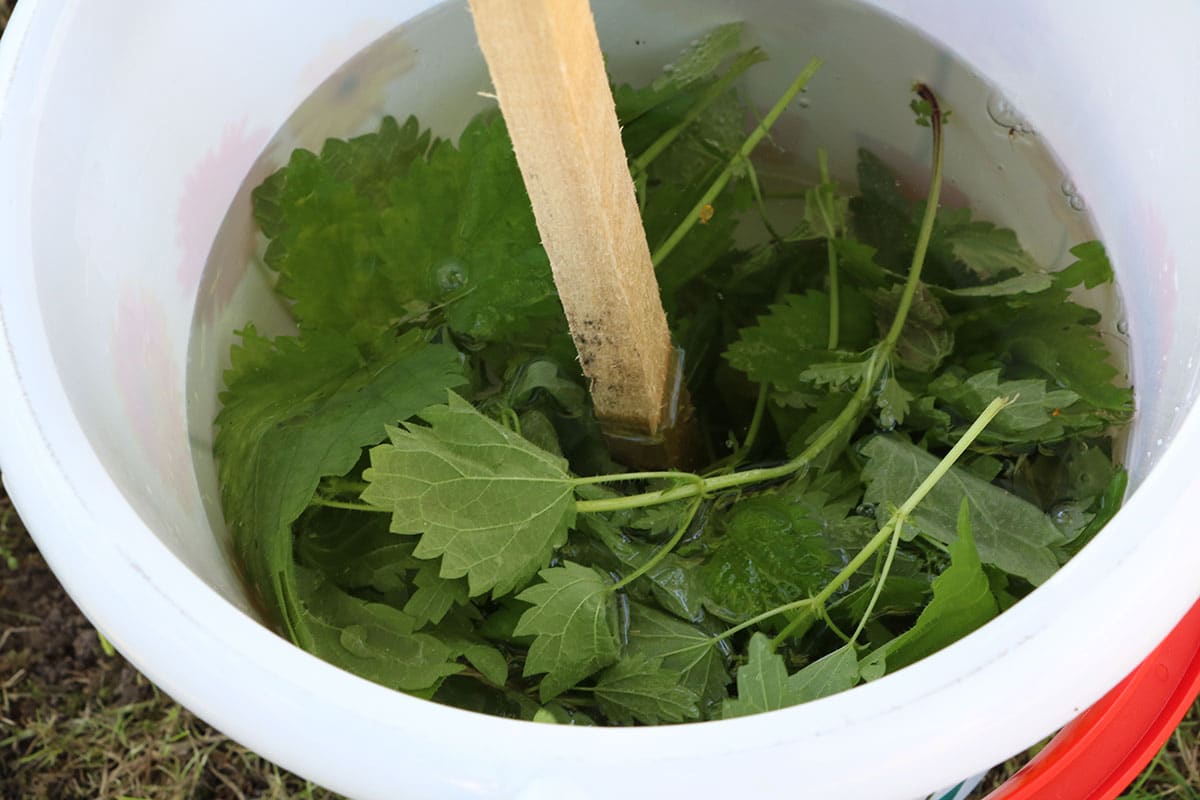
(571, 470, 700, 488)
(609, 495, 704, 592)
(631, 48, 767, 176)
(576, 85, 947, 519)
(651, 58, 823, 268)
(712, 598, 815, 645)
(771, 393, 1010, 646)
(818, 149, 841, 350)
(745, 158, 783, 241)
(849, 513, 904, 644)
(881, 84, 944, 353)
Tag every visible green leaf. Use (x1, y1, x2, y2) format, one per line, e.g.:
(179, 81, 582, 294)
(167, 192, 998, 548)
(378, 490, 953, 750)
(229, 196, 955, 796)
(626, 603, 731, 712)
(592, 656, 701, 724)
(434, 634, 510, 687)
(850, 149, 918, 274)
(614, 22, 748, 123)
(877, 375, 914, 428)
(362, 392, 577, 598)
(861, 436, 1064, 584)
(215, 327, 465, 639)
(505, 358, 587, 415)
(953, 294, 1131, 413)
(861, 499, 999, 677)
(586, 516, 706, 622)
(403, 564, 470, 629)
(1054, 240, 1114, 289)
(946, 272, 1053, 297)
(381, 115, 563, 343)
(256, 114, 563, 345)
(722, 636, 857, 718)
(726, 289, 875, 393)
(514, 562, 621, 701)
(872, 282, 953, 373)
(701, 495, 840, 622)
(799, 359, 872, 389)
(1006, 319, 1132, 413)
(722, 634, 790, 718)
(929, 369, 1081, 440)
(937, 210, 1043, 278)
(292, 568, 463, 694)
(787, 644, 860, 704)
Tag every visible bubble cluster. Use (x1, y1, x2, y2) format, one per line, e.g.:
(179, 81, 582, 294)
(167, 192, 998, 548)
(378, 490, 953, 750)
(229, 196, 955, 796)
(1060, 178, 1087, 212)
(986, 92, 1035, 134)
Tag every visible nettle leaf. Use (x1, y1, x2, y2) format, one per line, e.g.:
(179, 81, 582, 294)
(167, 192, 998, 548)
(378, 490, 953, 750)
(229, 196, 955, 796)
(434, 635, 510, 687)
(850, 149, 918, 273)
(1054, 240, 1114, 289)
(954, 294, 1131, 414)
(877, 375, 914, 428)
(626, 603, 731, 712)
(872, 282, 953, 373)
(615, 22, 749, 124)
(1006, 317, 1132, 414)
(514, 563, 621, 701)
(930, 369, 1081, 440)
(380, 115, 563, 343)
(945, 272, 1052, 297)
(936, 209, 1042, 278)
(701, 495, 841, 622)
(787, 644, 860, 704)
(215, 327, 465, 640)
(723, 635, 858, 718)
(861, 500, 999, 678)
(725, 289, 875, 393)
(722, 634, 789, 718)
(592, 656, 701, 725)
(362, 392, 577, 598)
(861, 436, 1064, 584)
(586, 515, 706, 622)
(800, 359, 872, 389)
(505, 358, 587, 415)
(403, 564, 470, 629)
(293, 568, 463, 694)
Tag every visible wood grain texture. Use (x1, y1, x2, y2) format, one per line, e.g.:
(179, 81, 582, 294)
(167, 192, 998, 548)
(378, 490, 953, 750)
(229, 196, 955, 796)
(469, 0, 672, 435)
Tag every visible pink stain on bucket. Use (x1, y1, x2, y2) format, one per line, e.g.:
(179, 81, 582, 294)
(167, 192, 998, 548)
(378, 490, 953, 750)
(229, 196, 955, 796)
(175, 118, 271, 309)
(111, 286, 195, 510)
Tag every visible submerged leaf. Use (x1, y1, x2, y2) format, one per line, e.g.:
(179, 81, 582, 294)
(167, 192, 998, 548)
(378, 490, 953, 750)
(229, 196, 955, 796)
(515, 563, 621, 701)
(861, 500, 999, 677)
(362, 392, 577, 598)
(861, 436, 1064, 584)
(626, 604, 731, 712)
(215, 327, 465, 639)
(592, 656, 701, 724)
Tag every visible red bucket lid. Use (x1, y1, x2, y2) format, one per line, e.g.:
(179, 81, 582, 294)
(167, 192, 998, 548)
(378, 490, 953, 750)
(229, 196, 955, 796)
(984, 596, 1200, 800)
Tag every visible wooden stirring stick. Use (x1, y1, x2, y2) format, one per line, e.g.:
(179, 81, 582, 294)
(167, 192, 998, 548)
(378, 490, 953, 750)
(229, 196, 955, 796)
(469, 0, 700, 469)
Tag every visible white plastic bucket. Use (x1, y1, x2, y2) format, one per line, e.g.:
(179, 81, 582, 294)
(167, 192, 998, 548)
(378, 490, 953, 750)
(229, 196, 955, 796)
(2, 2, 1199, 799)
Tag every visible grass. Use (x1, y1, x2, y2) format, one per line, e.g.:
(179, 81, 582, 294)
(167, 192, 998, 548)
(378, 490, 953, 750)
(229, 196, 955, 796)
(0, 1, 1197, 797)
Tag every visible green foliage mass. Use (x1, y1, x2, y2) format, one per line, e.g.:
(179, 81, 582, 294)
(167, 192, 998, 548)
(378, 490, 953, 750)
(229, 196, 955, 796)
(215, 25, 1132, 725)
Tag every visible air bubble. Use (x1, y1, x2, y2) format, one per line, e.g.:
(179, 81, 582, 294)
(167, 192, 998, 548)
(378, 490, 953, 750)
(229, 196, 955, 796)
(1116, 319, 1130, 335)
(436, 260, 469, 293)
(467, 306, 501, 338)
(855, 503, 877, 519)
(1068, 194, 1086, 211)
(797, 95, 811, 109)
(1051, 504, 1075, 527)
(987, 92, 1034, 133)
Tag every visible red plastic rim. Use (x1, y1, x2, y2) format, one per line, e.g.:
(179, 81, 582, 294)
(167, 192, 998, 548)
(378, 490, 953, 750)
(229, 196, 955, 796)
(984, 596, 1200, 800)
